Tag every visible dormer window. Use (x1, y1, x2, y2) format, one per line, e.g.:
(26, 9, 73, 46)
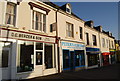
(66, 3, 71, 14)
(66, 8, 70, 13)
(91, 22, 94, 28)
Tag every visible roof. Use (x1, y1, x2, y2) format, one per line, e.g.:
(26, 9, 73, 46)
(44, 2, 84, 22)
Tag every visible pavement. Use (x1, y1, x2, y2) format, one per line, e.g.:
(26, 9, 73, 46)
(20, 63, 120, 81)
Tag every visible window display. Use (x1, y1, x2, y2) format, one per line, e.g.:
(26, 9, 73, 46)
(75, 50, 85, 67)
(44, 43, 54, 69)
(17, 41, 34, 72)
(88, 54, 98, 66)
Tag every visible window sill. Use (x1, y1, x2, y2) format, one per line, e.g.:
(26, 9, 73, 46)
(79, 39, 84, 41)
(65, 36, 74, 39)
(2, 24, 18, 30)
(28, 30, 48, 35)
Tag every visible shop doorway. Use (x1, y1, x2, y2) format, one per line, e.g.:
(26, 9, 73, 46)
(34, 42, 43, 75)
(103, 55, 110, 66)
(63, 50, 75, 70)
(0, 42, 11, 80)
(70, 51, 75, 70)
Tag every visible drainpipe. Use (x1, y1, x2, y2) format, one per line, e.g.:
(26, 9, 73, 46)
(55, 9, 60, 73)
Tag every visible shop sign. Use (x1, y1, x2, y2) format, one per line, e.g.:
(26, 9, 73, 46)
(61, 41, 85, 50)
(109, 49, 116, 52)
(1, 30, 56, 43)
(86, 47, 100, 52)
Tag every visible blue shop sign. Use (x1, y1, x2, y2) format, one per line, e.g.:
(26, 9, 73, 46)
(86, 47, 100, 52)
(61, 42, 85, 50)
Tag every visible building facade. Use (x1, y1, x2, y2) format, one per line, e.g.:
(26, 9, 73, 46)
(84, 21, 101, 68)
(56, 3, 86, 71)
(0, 0, 59, 80)
(0, 0, 117, 80)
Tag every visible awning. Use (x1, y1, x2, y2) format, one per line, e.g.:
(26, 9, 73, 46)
(102, 52, 110, 55)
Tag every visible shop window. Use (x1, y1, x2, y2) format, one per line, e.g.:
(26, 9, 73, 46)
(5, 2, 16, 26)
(32, 10, 46, 32)
(66, 22, 74, 37)
(44, 43, 54, 69)
(0, 42, 11, 68)
(63, 50, 69, 69)
(17, 41, 34, 73)
(88, 54, 98, 66)
(75, 50, 85, 67)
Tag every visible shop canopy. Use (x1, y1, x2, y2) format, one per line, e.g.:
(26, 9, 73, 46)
(102, 52, 110, 55)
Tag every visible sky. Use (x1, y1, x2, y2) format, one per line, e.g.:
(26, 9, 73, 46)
(51, 2, 118, 39)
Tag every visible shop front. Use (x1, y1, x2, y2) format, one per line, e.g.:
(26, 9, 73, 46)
(61, 41, 85, 71)
(102, 52, 110, 66)
(86, 47, 100, 68)
(109, 49, 116, 64)
(0, 28, 58, 80)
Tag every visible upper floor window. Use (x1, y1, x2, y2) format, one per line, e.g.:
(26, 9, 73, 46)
(102, 38, 105, 47)
(32, 11, 46, 32)
(86, 33, 89, 45)
(109, 40, 111, 48)
(111, 41, 114, 48)
(5, 3, 16, 26)
(92, 35, 97, 46)
(66, 22, 74, 37)
(106, 39, 109, 48)
(66, 3, 71, 14)
(79, 27, 83, 39)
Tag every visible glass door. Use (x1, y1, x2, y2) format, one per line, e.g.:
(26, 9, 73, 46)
(34, 42, 44, 75)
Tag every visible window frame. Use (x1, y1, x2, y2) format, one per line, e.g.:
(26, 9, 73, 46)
(102, 38, 105, 47)
(66, 22, 74, 38)
(79, 27, 83, 40)
(5, 2, 17, 26)
(32, 10, 46, 33)
(92, 35, 97, 46)
(86, 33, 89, 45)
